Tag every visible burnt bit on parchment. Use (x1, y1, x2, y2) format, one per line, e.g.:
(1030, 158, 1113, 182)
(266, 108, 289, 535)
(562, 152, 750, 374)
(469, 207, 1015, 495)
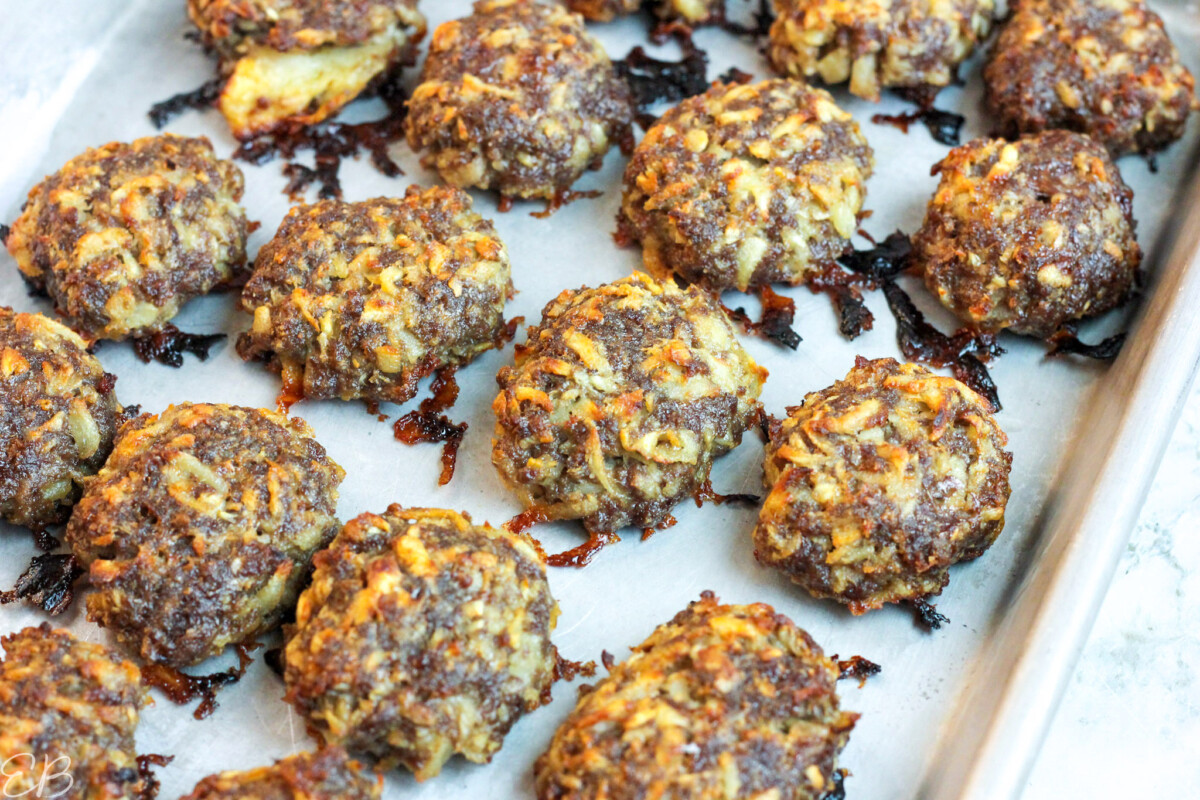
(235, 78, 409, 201)
(392, 368, 467, 486)
(836, 655, 882, 687)
(132, 324, 225, 368)
(1047, 326, 1127, 361)
(529, 189, 604, 219)
(720, 0, 774, 38)
(133, 754, 174, 800)
(724, 285, 803, 350)
(615, 30, 709, 129)
(553, 647, 598, 683)
(808, 263, 875, 339)
(872, 107, 966, 146)
(839, 231, 913, 283)
(911, 598, 951, 631)
(141, 641, 257, 720)
(822, 769, 849, 800)
(148, 79, 223, 129)
(693, 478, 759, 508)
(0, 553, 83, 616)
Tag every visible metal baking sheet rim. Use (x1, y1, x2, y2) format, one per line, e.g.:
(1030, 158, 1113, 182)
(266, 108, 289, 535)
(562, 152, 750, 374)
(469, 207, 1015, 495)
(0, 4, 1198, 800)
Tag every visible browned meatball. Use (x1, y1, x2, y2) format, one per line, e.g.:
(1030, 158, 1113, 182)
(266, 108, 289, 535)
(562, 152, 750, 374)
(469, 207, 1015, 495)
(754, 358, 1012, 613)
(4, 135, 248, 342)
(284, 507, 558, 781)
(0, 308, 124, 529)
(187, 0, 427, 139)
(66, 403, 344, 668)
(406, 0, 634, 201)
(182, 748, 381, 800)
(0, 625, 149, 800)
(619, 80, 873, 293)
(914, 130, 1140, 337)
(768, 0, 995, 102)
(565, 0, 723, 24)
(984, 0, 1196, 156)
(535, 593, 857, 800)
(237, 187, 512, 404)
(492, 273, 766, 535)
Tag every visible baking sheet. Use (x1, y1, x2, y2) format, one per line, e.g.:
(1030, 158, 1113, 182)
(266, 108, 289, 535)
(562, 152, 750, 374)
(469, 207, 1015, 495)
(0, 2, 1197, 798)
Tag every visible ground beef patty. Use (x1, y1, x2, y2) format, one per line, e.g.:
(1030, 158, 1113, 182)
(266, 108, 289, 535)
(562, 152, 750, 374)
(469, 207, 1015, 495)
(187, 0, 427, 139)
(0, 308, 124, 530)
(768, 0, 995, 103)
(0, 624, 148, 800)
(913, 130, 1140, 338)
(619, 80, 873, 293)
(66, 403, 344, 668)
(406, 0, 634, 201)
(4, 135, 248, 342)
(493, 273, 766, 534)
(534, 592, 857, 800)
(284, 506, 557, 781)
(564, 0, 723, 24)
(984, 0, 1196, 157)
(754, 358, 1011, 613)
(238, 187, 512, 404)
(182, 748, 380, 800)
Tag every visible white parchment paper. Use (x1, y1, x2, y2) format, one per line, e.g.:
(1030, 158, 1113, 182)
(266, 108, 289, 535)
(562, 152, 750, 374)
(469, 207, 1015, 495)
(0, 2, 1197, 797)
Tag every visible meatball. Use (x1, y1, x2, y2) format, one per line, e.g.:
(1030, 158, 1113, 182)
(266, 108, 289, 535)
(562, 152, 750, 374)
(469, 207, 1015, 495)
(284, 506, 557, 781)
(913, 130, 1141, 338)
(182, 748, 380, 800)
(984, 0, 1196, 156)
(534, 592, 857, 800)
(4, 135, 248, 342)
(0, 624, 148, 800)
(492, 273, 766, 534)
(406, 0, 634, 201)
(768, 0, 995, 103)
(237, 187, 513, 404)
(618, 80, 873, 293)
(66, 403, 344, 668)
(565, 0, 724, 24)
(187, 0, 427, 139)
(754, 357, 1012, 613)
(0, 308, 124, 529)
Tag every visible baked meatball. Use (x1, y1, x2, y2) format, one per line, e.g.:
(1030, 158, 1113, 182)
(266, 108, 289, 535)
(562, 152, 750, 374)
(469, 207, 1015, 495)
(406, 0, 634, 201)
(0, 624, 148, 800)
(984, 0, 1196, 156)
(619, 80, 873, 293)
(237, 187, 512, 404)
(182, 748, 380, 800)
(492, 273, 766, 534)
(66, 403, 344, 668)
(187, 0, 427, 139)
(565, 0, 723, 24)
(5, 135, 248, 342)
(913, 130, 1141, 338)
(754, 358, 1012, 613)
(0, 308, 123, 530)
(534, 592, 857, 800)
(768, 0, 995, 103)
(284, 506, 557, 781)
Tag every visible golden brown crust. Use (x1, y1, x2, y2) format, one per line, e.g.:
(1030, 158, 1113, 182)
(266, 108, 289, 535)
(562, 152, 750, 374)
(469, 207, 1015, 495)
(0, 308, 123, 529)
(238, 187, 512, 404)
(188, 0, 424, 54)
(565, 0, 723, 23)
(914, 130, 1140, 337)
(754, 358, 1011, 613)
(5, 135, 248, 341)
(0, 624, 148, 800)
(406, 0, 634, 200)
(284, 507, 558, 781)
(181, 747, 381, 800)
(768, 0, 995, 102)
(534, 593, 856, 800)
(66, 403, 345, 668)
(984, 0, 1196, 156)
(619, 79, 873, 293)
(492, 273, 766, 534)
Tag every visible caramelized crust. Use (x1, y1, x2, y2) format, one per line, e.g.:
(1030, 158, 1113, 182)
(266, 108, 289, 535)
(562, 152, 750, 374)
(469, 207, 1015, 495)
(182, 748, 381, 800)
(619, 80, 873, 292)
(754, 358, 1011, 612)
(67, 403, 344, 668)
(5, 135, 247, 341)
